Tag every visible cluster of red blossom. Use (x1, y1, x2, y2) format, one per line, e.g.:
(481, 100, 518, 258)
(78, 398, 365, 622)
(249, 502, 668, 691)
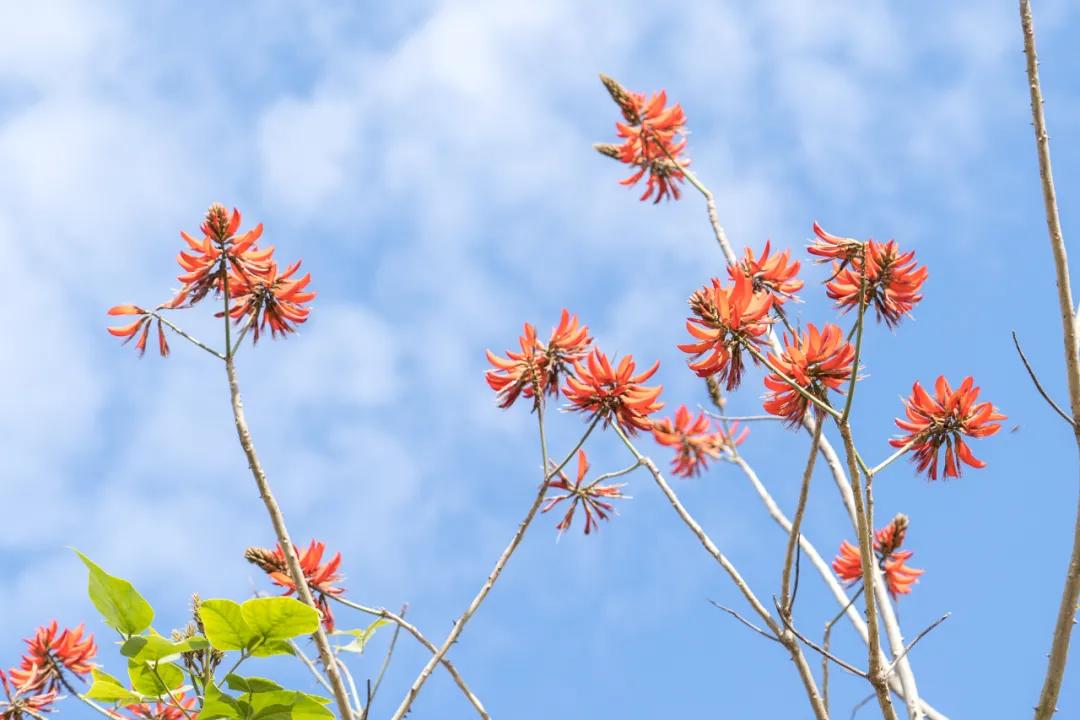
(245, 540, 345, 632)
(833, 514, 925, 599)
(1, 622, 94, 719)
(0, 622, 193, 720)
(480, 76, 1009, 610)
(107, 205, 315, 356)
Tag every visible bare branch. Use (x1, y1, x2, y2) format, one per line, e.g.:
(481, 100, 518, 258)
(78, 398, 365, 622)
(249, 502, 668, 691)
(708, 600, 780, 644)
(884, 614, 951, 679)
(781, 416, 824, 614)
(772, 596, 868, 679)
(333, 597, 487, 718)
(1012, 331, 1075, 427)
(1019, 4, 1080, 717)
(613, 425, 829, 720)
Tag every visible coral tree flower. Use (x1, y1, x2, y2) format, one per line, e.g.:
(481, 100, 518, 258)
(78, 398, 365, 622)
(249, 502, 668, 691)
(891, 376, 1005, 480)
(597, 74, 689, 203)
(7, 622, 96, 693)
(107, 204, 308, 355)
(245, 541, 344, 632)
(651, 405, 747, 477)
(106, 305, 169, 357)
(564, 349, 663, 433)
(763, 323, 855, 425)
(0, 671, 56, 720)
(833, 514, 924, 599)
(826, 239, 928, 328)
(542, 310, 592, 392)
(542, 450, 628, 536)
(120, 693, 199, 720)
(225, 260, 316, 343)
(486, 323, 546, 409)
(807, 221, 863, 266)
(678, 272, 773, 390)
(175, 205, 272, 307)
(485, 311, 592, 410)
(728, 241, 804, 305)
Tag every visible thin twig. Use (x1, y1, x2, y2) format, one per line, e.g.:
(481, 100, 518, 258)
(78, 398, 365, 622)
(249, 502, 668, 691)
(708, 600, 780, 644)
(824, 585, 866, 713)
(331, 596, 488, 718)
(153, 313, 225, 360)
(53, 666, 116, 720)
(361, 605, 407, 720)
(1012, 331, 1075, 427)
(700, 410, 784, 422)
(884, 614, 951, 679)
(781, 415, 824, 614)
(614, 425, 829, 720)
(389, 404, 581, 720)
(772, 596, 868, 679)
(149, 664, 195, 720)
(869, 436, 922, 477)
(337, 658, 364, 720)
(287, 639, 336, 697)
(851, 693, 875, 720)
(840, 260, 869, 424)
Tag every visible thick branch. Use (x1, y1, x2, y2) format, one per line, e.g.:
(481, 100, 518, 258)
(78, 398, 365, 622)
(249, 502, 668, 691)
(1020, 4, 1080, 718)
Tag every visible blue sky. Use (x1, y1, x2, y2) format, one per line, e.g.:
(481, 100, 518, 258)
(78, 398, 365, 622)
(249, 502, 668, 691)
(3, 1, 1080, 717)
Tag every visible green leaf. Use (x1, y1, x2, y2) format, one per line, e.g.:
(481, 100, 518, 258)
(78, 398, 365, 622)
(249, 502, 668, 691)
(85, 668, 143, 704)
(127, 660, 185, 697)
(249, 691, 333, 720)
(225, 675, 285, 694)
(333, 618, 389, 654)
(122, 632, 208, 664)
(240, 597, 319, 642)
(200, 599, 258, 651)
(201, 682, 244, 720)
(75, 550, 154, 636)
(249, 639, 295, 658)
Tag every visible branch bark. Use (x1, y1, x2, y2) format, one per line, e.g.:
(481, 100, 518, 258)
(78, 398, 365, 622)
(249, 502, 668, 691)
(1019, 3, 1080, 718)
(222, 272, 355, 719)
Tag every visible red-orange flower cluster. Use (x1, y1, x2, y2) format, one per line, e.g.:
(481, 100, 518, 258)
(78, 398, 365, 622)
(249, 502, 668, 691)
(763, 324, 855, 424)
(598, 75, 689, 203)
(245, 540, 344, 632)
(564, 350, 663, 434)
(652, 405, 747, 477)
(106, 305, 170, 358)
(542, 450, 628, 536)
(175, 206, 271, 307)
(0, 671, 56, 720)
(224, 260, 316, 343)
(485, 311, 592, 409)
(807, 221, 863, 266)
(107, 204, 314, 355)
(891, 376, 1005, 480)
(7, 622, 96, 694)
(728, 241, 803, 305)
(826, 239, 927, 328)
(678, 272, 773, 390)
(833, 514, 924, 599)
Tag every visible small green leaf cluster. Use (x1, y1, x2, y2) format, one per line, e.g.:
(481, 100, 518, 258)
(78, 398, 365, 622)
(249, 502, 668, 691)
(76, 551, 335, 720)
